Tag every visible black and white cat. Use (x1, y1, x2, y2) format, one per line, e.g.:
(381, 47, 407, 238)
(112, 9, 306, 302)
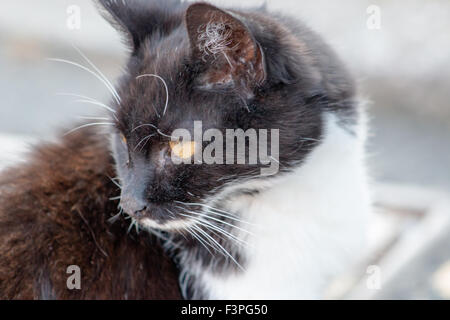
(102, 0, 371, 299)
(0, 0, 370, 300)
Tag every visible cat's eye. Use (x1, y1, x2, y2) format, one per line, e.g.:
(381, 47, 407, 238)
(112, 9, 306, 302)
(120, 133, 127, 145)
(169, 140, 197, 159)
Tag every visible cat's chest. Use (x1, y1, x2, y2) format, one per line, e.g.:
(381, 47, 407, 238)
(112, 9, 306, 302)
(199, 188, 335, 299)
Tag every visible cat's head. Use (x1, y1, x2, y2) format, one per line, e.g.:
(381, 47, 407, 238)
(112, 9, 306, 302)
(96, 0, 345, 230)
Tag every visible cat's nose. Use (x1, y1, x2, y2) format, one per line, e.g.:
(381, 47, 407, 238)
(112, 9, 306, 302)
(120, 193, 147, 216)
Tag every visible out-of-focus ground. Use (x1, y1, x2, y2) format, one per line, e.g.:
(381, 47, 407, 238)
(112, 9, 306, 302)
(0, 0, 449, 299)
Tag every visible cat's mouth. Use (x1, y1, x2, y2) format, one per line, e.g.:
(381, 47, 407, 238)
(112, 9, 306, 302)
(120, 200, 195, 231)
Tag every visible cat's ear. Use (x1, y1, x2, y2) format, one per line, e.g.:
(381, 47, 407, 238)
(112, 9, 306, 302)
(95, 0, 181, 50)
(185, 3, 266, 98)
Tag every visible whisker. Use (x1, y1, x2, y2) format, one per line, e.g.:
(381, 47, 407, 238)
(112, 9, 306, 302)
(194, 218, 250, 248)
(134, 220, 140, 234)
(72, 99, 117, 115)
(165, 209, 177, 220)
(134, 133, 156, 152)
(71, 44, 121, 103)
(157, 129, 176, 139)
(185, 225, 215, 256)
(179, 208, 254, 236)
(191, 225, 221, 253)
(147, 228, 182, 250)
(132, 123, 158, 133)
(127, 219, 137, 234)
(177, 212, 249, 247)
(107, 176, 122, 189)
(108, 211, 122, 224)
(175, 203, 253, 226)
(136, 74, 169, 117)
(48, 58, 120, 105)
(64, 122, 114, 136)
(204, 209, 257, 226)
(57, 93, 116, 115)
(56, 92, 111, 106)
(193, 221, 230, 245)
(270, 156, 280, 164)
(131, 124, 175, 140)
(192, 225, 245, 271)
(175, 201, 239, 219)
(77, 116, 111, 121)
(300, 137, 320, 142)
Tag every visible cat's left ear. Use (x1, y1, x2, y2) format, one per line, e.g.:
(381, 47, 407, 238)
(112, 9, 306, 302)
(185, 3, 266, 98)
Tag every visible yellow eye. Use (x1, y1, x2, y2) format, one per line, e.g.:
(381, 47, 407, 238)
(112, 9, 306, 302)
(120, 133, 127, 144)
(169, 140, 196, 159)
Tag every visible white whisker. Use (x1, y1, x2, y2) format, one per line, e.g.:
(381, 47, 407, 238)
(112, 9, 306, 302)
(186, 225, 214, 256)
(73, 99, 117, 116)
(147, 228, 182, 250)
(57, 93, 116, 116)
(48, 58, 121, 105)
(157, 129, 176, 139)
(192, 225, 245, 271)
(71, 44, 121, 103)
(194, 218, 250, 247)
(132, 123, 158, 132)
(77, 116, 111, 121)
(64, 122, 114, 135)
(177, 211, 249, 247)
(136, 74, 169, 117)
(180, 208, 254, 236)
(175, 201, 255, 225)
(204, 209, 256, 226)
(175, 201, 239, 219)
(134, 133, 156, 151)
(107, 176, 122, 189)
(128, 219, 137, 234)
(56, 92, 111, 107)
(175, 203, 253, 226)
(107, 212, 121, 224)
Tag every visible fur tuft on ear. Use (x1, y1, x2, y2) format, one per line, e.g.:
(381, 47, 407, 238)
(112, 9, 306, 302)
(94, 0, 183, 50)
(185, 3, 266, 98)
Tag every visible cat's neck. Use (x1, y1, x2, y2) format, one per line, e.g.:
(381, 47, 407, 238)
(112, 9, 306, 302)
(174, 112, 370, 299)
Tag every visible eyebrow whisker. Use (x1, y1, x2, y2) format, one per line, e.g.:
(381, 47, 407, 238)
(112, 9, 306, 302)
(136, 73, 169, 117)
(134, 133, 157, 152)
(132, 123, 158, 132)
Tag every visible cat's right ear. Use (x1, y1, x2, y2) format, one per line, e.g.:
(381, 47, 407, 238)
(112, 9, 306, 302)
(94, 0, 181, 50)
(185, 3, 266, 99)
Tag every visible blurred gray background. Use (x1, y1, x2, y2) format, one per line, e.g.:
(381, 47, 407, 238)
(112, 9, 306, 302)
(0, 0, 449, 299)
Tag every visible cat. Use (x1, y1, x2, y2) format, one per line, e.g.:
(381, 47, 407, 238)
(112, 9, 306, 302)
(0, 0, 371, 299)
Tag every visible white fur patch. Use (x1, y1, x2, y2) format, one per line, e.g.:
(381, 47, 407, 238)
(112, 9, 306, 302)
(194, 112, 372, 299)
(141, 217, 195, 231)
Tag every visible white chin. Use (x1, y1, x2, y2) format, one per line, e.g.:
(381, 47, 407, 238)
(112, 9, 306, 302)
(139, 217, 193, 231)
